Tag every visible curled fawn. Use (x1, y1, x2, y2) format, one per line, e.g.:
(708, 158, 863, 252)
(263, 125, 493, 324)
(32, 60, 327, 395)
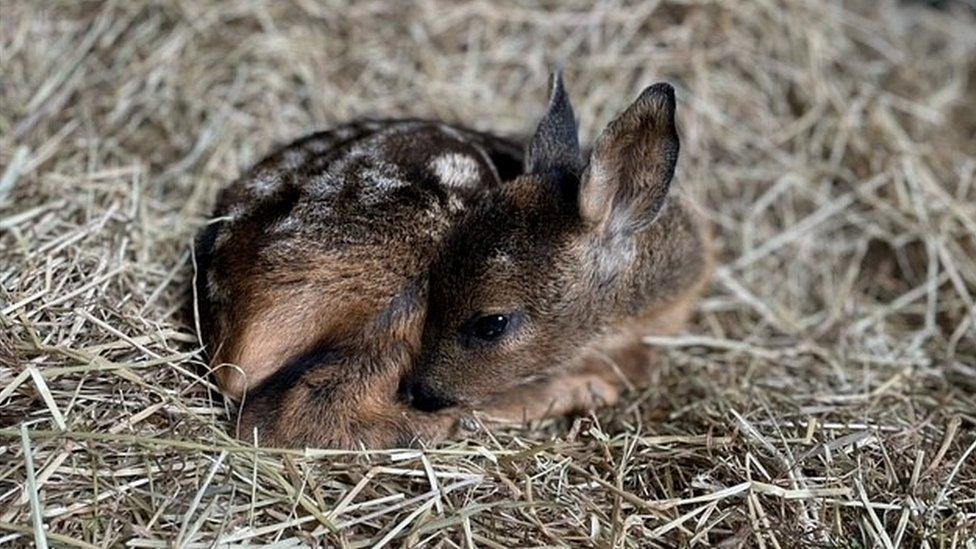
(196, 74, 711, 448)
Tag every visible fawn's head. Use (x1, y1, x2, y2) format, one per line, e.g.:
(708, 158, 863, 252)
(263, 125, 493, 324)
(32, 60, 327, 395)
(402, 74, 708, 411)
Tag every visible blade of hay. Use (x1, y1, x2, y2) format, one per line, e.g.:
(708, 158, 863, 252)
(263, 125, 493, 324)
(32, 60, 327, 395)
(175, 450, 227, 546)
(27, 367, 66, 431)
(0, 521, 97, 549)
(372, 497, 439, 549)
(0, 145, 29, 203)
(856, 480, 894, 549)
(0, 368, 31, 403)
(19, 424, 49, 549)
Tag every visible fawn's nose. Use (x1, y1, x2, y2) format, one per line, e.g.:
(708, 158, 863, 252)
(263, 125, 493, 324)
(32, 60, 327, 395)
(402, 379, 457, 412)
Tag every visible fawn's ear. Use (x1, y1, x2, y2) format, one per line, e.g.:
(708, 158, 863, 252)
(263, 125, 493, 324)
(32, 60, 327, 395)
(525, 72, 583, 176)
(579, 83, 679, 235)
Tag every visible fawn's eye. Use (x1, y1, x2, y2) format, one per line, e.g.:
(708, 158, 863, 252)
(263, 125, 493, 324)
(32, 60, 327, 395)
(472, 315, 508, 340)
(463, 313, 514, 344)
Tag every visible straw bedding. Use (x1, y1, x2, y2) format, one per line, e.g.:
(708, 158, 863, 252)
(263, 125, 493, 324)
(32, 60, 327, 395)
(1, 0, 974, 546)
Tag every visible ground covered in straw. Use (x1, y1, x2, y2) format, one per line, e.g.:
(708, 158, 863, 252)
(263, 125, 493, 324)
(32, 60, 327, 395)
(2, 1, 975, 547)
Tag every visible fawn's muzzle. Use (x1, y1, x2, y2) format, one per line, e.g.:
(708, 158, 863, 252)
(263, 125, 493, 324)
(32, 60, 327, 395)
(401, 378, 457, 412)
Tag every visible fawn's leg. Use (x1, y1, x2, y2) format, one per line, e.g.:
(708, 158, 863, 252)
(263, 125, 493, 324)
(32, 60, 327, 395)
(473, 372, 622, 424)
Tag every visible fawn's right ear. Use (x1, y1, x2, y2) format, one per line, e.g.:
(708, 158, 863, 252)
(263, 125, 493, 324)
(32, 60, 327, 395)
(579, 83, 679, 237)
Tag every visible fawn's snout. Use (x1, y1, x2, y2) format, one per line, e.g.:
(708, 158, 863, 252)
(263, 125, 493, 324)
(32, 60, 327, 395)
(399, 376, 458, 412)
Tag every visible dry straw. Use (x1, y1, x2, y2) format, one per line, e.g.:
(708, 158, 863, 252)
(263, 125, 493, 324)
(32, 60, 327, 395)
(2, 0, 975, 546)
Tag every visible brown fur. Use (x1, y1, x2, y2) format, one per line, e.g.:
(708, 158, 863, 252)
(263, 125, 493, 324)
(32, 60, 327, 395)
(197, 75, 713, 448)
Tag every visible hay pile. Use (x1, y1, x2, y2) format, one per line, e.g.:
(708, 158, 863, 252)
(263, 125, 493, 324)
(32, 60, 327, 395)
(2, 0, 975, 546)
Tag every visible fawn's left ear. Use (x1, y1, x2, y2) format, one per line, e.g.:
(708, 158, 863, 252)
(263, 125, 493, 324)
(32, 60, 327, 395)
(525, 72, 583, 177)
(579, 83, 679, 235)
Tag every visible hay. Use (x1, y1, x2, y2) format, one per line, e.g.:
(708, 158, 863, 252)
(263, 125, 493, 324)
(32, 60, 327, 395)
(2, 0, 975, 546)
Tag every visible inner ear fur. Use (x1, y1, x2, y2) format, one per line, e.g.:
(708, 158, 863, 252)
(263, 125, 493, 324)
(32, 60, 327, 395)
(579, 83, 679, 234)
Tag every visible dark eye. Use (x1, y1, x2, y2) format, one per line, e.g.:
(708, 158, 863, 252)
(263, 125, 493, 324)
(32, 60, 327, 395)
(469, 314, 510, 341)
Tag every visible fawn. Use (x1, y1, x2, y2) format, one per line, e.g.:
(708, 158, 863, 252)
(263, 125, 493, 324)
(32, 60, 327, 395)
(196, 74, 711, 448)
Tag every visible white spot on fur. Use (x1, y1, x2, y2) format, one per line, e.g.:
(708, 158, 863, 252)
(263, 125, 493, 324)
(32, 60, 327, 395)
(429, 153, 481, 188)
(247, 172, 283, 198)
(490, 252, 513, 267)
(309, 174, 341, 198)
(447, 194, 465, 212)
(363, 164, 408, 192)
(270, 215, 300, 234)
(359, 163, 408, 205)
